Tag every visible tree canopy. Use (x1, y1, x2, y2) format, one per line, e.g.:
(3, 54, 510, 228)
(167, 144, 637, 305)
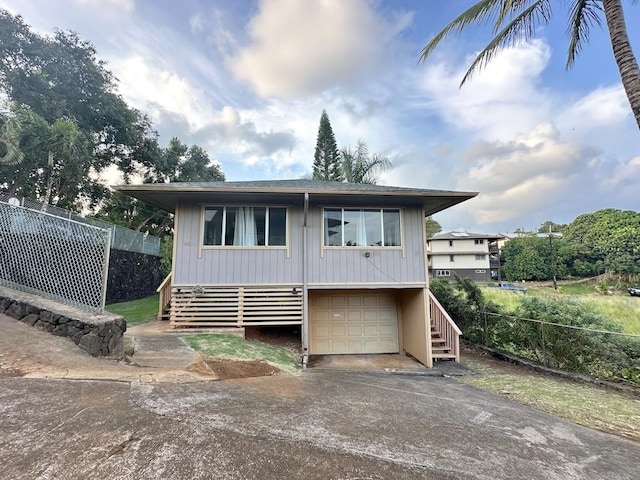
(0, 9, 226, 235)
(501, 208, 640, 281)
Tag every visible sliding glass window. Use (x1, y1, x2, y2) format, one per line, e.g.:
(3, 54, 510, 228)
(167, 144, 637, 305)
(203, 206, 287, 246)
(323, 208, 401, 247)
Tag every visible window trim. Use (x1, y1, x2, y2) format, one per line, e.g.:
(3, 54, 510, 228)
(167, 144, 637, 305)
(475, 254, 486, 261)
(200, 205, 289, 250)
(436, 270, 451, 277)
(321, 207, 403, 249)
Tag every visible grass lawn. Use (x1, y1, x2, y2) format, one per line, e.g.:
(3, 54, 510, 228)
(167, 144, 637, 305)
(185, 334, 301, 374)
(460, 352, 640, 442)
(482, 286, 640, 334)
(106, 294, 159, 327)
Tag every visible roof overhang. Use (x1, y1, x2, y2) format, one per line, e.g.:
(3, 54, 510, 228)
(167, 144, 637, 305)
(113, 183, 478, 217)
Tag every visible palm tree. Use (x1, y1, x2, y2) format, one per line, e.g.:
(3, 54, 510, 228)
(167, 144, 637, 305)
(419, 0, 640, 131)
(340, 140, 392, 184)
(0, 111, 25, 166)
(0, 107, 87, 207)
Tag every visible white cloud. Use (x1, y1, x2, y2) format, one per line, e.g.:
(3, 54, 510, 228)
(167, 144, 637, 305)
(229, 0, 412, 97)
(609, 156, 640, 187)
(111, 55, 214, 130)
(75, 0, 134, 13)
(557, 85, 630, 132)
(417, 40, 552, 140)
(455, 124, 601, 225)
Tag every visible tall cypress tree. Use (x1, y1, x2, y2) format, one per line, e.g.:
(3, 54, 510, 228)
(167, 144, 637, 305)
(312, 110, 342, 181)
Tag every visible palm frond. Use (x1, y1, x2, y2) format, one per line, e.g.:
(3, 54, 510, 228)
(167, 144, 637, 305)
(419, 0, 506, 62)
(566, 0, 602, 68)
(461, 0, 551, 85)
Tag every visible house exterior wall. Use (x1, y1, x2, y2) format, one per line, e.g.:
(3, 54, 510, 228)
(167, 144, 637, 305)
(173, 201, 427, 287)
(173, 203, 304, 285)
(305, 206, 426, 286)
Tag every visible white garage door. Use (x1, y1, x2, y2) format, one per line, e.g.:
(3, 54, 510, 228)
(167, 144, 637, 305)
(310, 291, 399, 355)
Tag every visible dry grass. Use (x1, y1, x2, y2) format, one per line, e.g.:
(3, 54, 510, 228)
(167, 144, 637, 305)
(460, 351, 640, 442)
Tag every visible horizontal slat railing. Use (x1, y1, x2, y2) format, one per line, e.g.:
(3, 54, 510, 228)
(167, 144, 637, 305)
(428, 290, 462, 362)
(170, 285, 303, 328)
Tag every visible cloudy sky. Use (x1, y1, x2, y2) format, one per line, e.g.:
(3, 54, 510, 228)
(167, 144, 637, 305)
(2, 0, 639, 234)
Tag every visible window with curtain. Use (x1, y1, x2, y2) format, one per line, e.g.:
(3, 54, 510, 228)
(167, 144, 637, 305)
(203, 206, 287, 246)
(323, 208, 401, 247)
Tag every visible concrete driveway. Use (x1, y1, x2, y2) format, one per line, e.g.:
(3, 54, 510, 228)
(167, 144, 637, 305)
(1, 371, 638, 479)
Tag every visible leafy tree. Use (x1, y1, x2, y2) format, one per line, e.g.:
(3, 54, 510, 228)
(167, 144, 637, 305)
(312, 110, 342, 181)
(0, 10, 154, 207)
(564, 208, 640, 275)
(501, 234, 551, 281)
(425, 216, 442, 238)
(339, 140, 391, 184)
(419, 0, 640, 132)
(538, 220, 567, 233)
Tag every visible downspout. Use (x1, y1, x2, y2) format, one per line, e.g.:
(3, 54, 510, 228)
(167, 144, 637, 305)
(301, 192, 310, 368)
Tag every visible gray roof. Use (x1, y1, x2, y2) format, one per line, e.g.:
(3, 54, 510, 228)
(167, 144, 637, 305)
(428, 231, 505, 241)
(114, 179, 478, 215)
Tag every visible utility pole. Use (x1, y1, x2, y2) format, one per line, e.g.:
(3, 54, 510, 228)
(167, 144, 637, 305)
(549, 225, 557, 290)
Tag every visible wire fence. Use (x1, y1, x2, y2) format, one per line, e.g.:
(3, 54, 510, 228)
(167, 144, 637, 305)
(0, 193, 160, 256)
(477, 310, 640, 381)
(0, 202, 111, 312)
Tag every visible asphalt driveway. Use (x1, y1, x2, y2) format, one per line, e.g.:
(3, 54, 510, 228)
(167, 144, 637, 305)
(1, 372, 638, 479)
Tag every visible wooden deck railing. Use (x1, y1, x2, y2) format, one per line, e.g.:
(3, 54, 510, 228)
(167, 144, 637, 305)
(428, 290, 462, 362)
(169, 285, 303, 328)
(156, 272, 173, 320)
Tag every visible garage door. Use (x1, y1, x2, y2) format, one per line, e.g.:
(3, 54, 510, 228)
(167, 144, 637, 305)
(310, 291, 399, 354)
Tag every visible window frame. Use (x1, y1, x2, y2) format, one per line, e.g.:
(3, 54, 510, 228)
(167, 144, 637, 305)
(201, 205, 288, 249)
(436, 270, 451, 277)
(322, 207, 403, 249)
(474, 239, 484, 245)
(475, 254, 486, 261)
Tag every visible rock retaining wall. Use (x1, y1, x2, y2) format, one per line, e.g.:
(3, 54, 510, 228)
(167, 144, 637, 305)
(0, 286, 125, 357)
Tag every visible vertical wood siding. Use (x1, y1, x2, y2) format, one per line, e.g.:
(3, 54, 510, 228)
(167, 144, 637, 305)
(306, 207, 426, 284)
(174, 203, 303, 285)
(174, 202, 427, 286)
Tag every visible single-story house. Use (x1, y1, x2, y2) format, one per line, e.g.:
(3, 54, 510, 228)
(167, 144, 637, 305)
(115, 180, 477, 367)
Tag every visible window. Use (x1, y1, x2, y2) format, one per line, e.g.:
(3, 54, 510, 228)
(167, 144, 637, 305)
(323, 208, 401, 247)
(449, 255, 455, 262)
(475, 254, 486, 260)
(436, 270, 450, 276)
(474, 239, 484, 245)
(449, 240, 454, 247)
(475, 269, 486, 273)
(203, 206, 287, 246)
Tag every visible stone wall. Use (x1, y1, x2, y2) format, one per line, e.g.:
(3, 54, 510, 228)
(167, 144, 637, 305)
(0, 286, 125, 358)
(107, 249, 163, 304)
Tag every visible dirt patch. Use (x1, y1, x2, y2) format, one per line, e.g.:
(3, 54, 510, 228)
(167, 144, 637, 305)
(204, 358, 282, 380)
(245, 326, 301, 355)
(0, 366, 24, 378)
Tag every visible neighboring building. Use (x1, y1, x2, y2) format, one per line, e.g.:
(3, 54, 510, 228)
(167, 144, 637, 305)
(116, 180, 477, 367)
(427, 231, 504, 282)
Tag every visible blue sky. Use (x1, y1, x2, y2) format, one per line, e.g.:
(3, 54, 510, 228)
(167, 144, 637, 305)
(2, 0, 639, 234)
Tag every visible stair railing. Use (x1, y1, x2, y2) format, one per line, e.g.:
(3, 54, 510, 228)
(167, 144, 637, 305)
(428, 290, 462, 362)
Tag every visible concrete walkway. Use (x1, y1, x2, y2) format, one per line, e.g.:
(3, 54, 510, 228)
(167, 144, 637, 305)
(0, 314, 216, 383)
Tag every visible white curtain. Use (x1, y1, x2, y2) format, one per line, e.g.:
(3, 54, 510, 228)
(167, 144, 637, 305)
(356, 210, 367, 246)
(234, 207, 257, 246)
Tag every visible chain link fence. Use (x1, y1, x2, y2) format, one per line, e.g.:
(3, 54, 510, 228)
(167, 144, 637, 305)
(0, 193, 160, 255)
(0, 202, 111, 312)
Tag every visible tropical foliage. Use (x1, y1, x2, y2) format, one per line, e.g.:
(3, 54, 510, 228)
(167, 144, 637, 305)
(502, 209, 640, 281)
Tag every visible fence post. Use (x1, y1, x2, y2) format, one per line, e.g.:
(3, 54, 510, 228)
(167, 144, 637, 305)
(483, 310, 488, 345)
(540, 322, 546, 367)
(100, 228, 112, 313)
